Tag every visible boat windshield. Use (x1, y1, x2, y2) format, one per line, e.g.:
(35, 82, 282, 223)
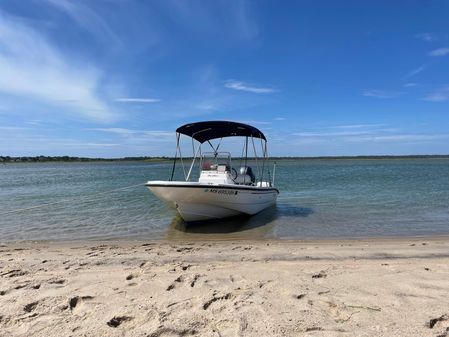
(200, 152, 231, 171)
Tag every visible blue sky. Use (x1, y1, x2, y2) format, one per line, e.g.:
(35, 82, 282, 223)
(0, 1, 448, 157)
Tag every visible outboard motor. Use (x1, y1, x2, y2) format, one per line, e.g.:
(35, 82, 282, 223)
(235, 166, 256, 185)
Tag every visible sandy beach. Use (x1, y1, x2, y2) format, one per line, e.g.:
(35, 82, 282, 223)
(1, 237, 449, 337)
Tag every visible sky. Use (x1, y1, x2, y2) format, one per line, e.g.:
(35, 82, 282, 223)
(0, 0, 448, 157)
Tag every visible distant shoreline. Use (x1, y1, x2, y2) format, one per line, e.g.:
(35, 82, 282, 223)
(1, 154, 449, 163)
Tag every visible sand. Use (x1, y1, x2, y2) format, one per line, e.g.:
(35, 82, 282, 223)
(1, 237, 449, 337)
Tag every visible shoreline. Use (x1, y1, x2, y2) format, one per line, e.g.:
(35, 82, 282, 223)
(3, 233, 449, 248)
(1, 237, 449, 336)
(2, 155, 449, 164)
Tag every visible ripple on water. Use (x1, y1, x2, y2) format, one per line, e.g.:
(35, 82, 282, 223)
(1, 159, 449, 242)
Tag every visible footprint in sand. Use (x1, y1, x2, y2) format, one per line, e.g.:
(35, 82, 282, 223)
(126, 274, 135, 281)
(107, 316, 133, 327)
(203, 293, 233, 310)
(167, 273, 203, 291)
(147, 327, 197, 337)
(166, 276, 184, 291)
(312, 271, 327, 279)
(190, 274, 201, 287)
(69, 295, 95, 314)
(1, 269, 28, 278)
(24, 301, 38, 313)
(176, 247, 194, 253)
(48, 279, 65, 285)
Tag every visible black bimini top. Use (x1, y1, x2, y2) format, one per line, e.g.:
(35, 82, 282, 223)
(176, 121, 266, 143)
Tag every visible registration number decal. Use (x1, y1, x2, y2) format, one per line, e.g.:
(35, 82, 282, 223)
(204, 188, 238, 195)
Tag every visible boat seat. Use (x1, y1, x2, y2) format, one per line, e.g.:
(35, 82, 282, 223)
(217, 165, 229, 173)
(234, 166, 256, 185)
(202, 162, 218, 170)
(234, 174, 254, 185)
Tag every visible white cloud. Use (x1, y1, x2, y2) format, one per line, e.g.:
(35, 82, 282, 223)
(0, 126, 29, 131)
(429, 48, 449, 56)
(415, 33, 440, 42)
(236, 120, 271, 125)
(404, 64, 427, 80)
(362, 90, 404, 99)
(84, 143, 119, 147)
(0, 11, 116, 122)
(195, 101, 220, 111)
(294, 131, 372, 137)
(25, 120, 45, 126)
(87, 128, 174, 146)
(164, 1, 258, 40)
(224, 80, 278, 94)
(115, 98, 160, 103)
(44, 0, 122, 47)
(422, 86, 449, 102)
(292, 126, 449, 144)
(275, 117, 286, 121)
(403, 82, 418, 88)
(329, 124, 386, 129)
(348, 134, 449, 142)
(90, 128, 173, 138)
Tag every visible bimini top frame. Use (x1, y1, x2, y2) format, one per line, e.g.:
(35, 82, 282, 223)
(170, 121, 274, 186)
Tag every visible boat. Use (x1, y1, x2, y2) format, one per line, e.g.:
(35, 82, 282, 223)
(146, 121, 279, 222)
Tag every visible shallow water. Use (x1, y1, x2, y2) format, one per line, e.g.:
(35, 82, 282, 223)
(0, 159, 448, 242)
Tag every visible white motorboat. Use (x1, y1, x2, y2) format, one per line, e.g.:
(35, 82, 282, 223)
(146, 121, 279, 222)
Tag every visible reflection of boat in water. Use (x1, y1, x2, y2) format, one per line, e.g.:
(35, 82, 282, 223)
(146, 121, 279, 222)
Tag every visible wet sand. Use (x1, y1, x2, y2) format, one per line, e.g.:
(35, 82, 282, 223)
(1, 237, 449, 336)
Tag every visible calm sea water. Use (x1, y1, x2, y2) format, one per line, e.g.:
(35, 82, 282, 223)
(1, 159, 448, 242)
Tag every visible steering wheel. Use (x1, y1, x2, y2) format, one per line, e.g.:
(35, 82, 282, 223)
(231, 168, 238, 181)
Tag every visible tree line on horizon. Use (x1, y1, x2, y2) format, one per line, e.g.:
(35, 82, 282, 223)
(1, 155, 449, 163)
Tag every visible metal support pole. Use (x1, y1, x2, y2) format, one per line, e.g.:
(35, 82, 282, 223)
(170, 133, 179, 181)
(251, 135, 260, 184)
(186, 142, 201, 181)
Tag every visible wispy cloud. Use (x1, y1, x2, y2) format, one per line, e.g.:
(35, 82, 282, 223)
(294, 131, 372, 137)
(403, 64, 427, 80)
(44, 0, 122, 47)
(275, 117, 286, 121)
(195, 101, 220, 111)
(292, 124, 449, 144)
(114, 98, 160, 103)
(236, 120, 272, 125)
(329, 124, 386, 129)
(164, 0, 258, 40)
(348, 134, 449, 142)
(362, 90, 404, 99)
(90, 128, 173, 138)
(0, 11, 116, 122)
(84, 143, 119, 147)
(422, 86, 449, 102)
(293, 124, 388, 138)
(224, 80, 278, 94)
(429, 48, 449, 57)
(404, 82, 418, 88)
(415, 33, 441, 42)
(0, 126, 29, 131)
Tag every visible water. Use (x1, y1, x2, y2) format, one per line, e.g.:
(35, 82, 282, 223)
(0, 159, 448, 242)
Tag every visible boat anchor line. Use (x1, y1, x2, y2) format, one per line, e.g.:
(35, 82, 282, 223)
(0, 183, 146, 216)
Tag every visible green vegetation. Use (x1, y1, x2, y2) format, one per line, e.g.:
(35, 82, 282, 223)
(1, 155, 449, 163)
(0, 156, 172, 163)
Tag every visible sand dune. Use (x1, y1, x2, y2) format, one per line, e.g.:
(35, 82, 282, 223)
(1, 238, 449, 336)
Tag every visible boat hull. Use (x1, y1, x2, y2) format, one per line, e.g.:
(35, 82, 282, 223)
(146, 181, 279, 222)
